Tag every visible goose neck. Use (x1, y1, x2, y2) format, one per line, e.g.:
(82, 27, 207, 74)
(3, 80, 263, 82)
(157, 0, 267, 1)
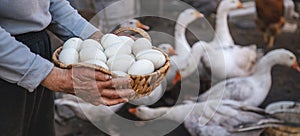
(214, 10, 234, 46)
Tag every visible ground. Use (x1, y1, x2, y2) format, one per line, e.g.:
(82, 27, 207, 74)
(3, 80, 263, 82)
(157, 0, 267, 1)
(55, 1, 300, 136)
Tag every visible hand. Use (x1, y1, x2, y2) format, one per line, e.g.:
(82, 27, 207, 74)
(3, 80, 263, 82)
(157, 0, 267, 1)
(41, 66, 135, 106)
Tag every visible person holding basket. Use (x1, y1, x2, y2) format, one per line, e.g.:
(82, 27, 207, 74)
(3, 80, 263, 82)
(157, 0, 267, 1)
(0, 0, 134, 135)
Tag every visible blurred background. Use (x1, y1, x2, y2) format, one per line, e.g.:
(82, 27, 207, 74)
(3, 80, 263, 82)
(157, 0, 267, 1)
(53, 0, 300, 136)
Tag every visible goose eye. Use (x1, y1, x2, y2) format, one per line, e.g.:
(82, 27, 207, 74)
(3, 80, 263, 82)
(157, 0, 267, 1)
(289, 56, 294, 60)
(129, 22, 134, 25)
(137, 108, 141, 112)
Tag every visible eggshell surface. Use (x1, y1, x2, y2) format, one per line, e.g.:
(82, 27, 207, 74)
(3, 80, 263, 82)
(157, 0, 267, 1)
(80, 39, 103, 51)
(63, 37, 82, 51)
(132, 38, 152, 55)
(79, 47, 107, 62)
(136, 49, 166, 69)
(101, 34, 122, 49)
(59, 48, 79, 65)
(107, 55, 135, 72)
(128, 59, 154, 75)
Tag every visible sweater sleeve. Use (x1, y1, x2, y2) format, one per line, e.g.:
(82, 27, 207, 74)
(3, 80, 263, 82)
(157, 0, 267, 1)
(47, 0, 99, 41)
(0, 27, 54, 92)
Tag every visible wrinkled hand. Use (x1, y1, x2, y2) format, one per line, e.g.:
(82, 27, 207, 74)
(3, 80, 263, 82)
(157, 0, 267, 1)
(41, 67, 135, 106)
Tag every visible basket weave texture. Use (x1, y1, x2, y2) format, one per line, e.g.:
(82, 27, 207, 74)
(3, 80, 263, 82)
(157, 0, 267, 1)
(52, 27, 170, 99)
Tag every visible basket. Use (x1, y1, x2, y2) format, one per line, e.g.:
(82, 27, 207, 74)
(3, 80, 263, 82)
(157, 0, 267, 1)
(52, 27, 170, 99)
(264, 101, 300, 136)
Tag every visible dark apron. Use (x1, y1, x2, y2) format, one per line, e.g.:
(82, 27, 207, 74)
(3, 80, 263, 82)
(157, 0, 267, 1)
(0, 30, 55, 136)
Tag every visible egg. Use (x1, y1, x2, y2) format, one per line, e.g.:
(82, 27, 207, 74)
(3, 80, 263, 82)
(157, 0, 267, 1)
(79, 47, 107, 62)
(128, 59, 155, 75)
(101, 34, 122, 49)
(136, 49, 166, 69)
(80, 39, 104, 51)
(107, 54, 135, 72)
(112, 71, 128, 77)
(119, 36, 134, 47)
(132, 38, 152, 55)
(83, 60, 109, 70)
(63, 37, 82, 51)
(59, 48, 79, 65)
(104, 43, 132, 58)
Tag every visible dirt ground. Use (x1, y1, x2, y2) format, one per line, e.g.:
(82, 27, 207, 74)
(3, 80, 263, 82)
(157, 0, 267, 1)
(55, 1, 300, 136)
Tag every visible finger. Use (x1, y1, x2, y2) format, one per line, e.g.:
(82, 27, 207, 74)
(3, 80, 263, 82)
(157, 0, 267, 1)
(72, 67, 111, 81)
(94, 71, 112, 81)
(99, 77, 132, 88)
(100, 89, 135, 99)
(101, 97, 129, 106)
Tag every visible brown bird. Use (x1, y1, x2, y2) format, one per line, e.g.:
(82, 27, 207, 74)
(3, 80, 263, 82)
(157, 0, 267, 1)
(255, 0, 285, 48)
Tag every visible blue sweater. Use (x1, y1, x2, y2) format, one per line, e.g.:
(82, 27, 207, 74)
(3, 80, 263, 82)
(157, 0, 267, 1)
(0, 0, 98, 92)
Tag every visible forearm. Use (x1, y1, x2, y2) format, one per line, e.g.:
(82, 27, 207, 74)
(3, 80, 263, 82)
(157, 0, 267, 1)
(0, 27, 54, 92)
(48, 0, 99, 41)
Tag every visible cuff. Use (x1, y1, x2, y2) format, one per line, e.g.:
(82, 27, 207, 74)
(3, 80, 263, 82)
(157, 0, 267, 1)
(17, 55, 54, 92)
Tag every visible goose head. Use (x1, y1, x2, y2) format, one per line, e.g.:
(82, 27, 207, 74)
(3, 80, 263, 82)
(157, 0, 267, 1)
(120, 19, 150, 30)
(177, 9, 204, 27)
(217, 0, 243, 12)
(158, 44, 176, 55)
(261, 49, 300, 72)
(129, 105, 164, 120)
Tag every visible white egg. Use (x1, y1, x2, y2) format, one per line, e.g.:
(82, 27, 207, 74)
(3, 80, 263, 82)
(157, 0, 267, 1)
(83, 60, 109, 70)
(112, 71, 129, 77)
(80, 39, 104, 51)
(136, 49, 166, 69)
(132, 38, 152, 55)
(79, 47, 107, 62)
(101, 34, 122, 49)
(107, 54, 135, 72)
(63, 37, 82, 51)
(128, 59, 155, 75)
(119, 36, 134, 46)
(59, 48, 79, 65)
(104, 43, 132, 58)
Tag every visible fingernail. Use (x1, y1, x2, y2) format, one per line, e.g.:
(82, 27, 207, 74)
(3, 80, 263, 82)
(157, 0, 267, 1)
(123, 99, 129, 103)
(105, 75, 112, 80)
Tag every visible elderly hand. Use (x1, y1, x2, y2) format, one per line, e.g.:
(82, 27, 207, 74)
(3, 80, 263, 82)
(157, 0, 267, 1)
(41, 67, 135, 106)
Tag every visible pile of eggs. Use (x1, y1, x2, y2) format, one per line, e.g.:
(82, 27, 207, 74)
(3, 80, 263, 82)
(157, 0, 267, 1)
(59, 34, 166, 76)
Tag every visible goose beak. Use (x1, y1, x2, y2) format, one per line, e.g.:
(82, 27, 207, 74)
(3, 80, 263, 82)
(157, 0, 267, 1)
(137, 21, 150, 30)
(237, 1, 244, 9)
(292, 61, 300, 72)
(173, 70, 182, 85)
(129, 108, 137, 114)
(169, 48, 177, 55)
(195, 12, 204, 18)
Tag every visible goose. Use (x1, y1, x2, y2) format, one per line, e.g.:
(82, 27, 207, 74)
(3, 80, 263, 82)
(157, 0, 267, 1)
(209, 0, 244, 47)
(196, 49, 300, 106)
(174, 8, 203, 58)
(155, 9, 204, 88)
(172, 0, 259, 84)
(119, 19, 150, 30)
(129, 99, 280, 136)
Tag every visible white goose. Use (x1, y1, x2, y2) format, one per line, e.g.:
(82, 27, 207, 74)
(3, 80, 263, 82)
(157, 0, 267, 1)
(156, 9, 204, 88)
(129, 99, 279, 136)
(55, 83, 166, 121)
(209, 0, 243, 47)
(175, 0, 259, 83)
(197, 49, 300, 106)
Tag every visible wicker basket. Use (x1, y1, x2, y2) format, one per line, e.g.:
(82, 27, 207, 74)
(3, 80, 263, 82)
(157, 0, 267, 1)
(52, 27, 170, 99)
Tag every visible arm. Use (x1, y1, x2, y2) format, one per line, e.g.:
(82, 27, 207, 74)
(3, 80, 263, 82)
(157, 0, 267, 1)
(47, 0, 103, 41)
(0, 27, 54, 92)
